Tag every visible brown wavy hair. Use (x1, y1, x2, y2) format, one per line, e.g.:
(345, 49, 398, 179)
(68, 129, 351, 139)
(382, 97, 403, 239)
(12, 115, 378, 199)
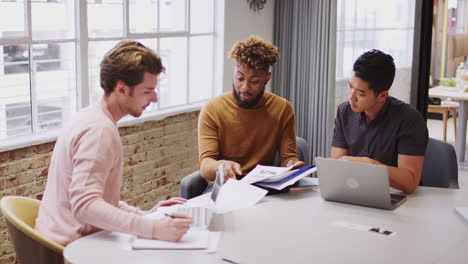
(100, 40, 165, 94)
(228, 35, 279, 71)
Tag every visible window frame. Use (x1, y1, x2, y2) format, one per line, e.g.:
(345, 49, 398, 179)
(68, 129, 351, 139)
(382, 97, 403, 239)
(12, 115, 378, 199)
(0, 0, 222, 152)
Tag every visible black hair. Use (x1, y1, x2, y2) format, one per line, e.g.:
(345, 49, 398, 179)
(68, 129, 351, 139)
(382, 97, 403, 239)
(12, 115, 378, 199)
(353, 49, 396, 95)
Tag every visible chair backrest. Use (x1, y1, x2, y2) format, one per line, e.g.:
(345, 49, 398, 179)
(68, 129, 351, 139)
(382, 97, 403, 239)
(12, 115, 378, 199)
(421, 138, 459, 189)
(447, 33, 468, 77)
(273, 136, 310, 166)
(0, 196, 64, 264)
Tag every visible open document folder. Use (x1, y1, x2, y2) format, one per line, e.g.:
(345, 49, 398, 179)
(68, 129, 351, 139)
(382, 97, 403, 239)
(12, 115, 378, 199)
(241, 165, 317, 190)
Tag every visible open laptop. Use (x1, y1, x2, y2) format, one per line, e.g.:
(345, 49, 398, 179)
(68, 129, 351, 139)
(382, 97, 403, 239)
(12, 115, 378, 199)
(175, 168, 224, 228)
(315, 157, 406, 210)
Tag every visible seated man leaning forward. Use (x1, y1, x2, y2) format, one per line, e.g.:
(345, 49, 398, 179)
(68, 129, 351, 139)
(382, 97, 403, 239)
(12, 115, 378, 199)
(331, 49, 428, 194)
(35, 40, 192, 246)
(198, 35, 304, 185)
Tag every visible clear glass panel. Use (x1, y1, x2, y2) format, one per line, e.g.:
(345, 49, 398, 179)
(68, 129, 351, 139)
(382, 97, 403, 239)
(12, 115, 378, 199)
(335, 0, 416, 105)
(0, 44, 31, 139)
(336, 0, 415, 80)
(31, 0, 75, 40)
(189, 36, 213, 102)
(160, 0, 186, 32)
(33, 42, 76, 133)
(88, 40, 119, 103)
(129, 0, 158, 33)
(134, 39, 160, 113)
(190, 0, 214, 33)
(88, 0, 123, 38)
(159, 37, 187, 107)
(0, 0, 25, 38)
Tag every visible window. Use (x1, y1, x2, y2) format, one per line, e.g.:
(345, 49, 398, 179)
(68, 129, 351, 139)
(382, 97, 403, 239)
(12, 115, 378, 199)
(0, 0, 217, 143)
(335, 0, 416, 107)
(335, 0, 415, 80)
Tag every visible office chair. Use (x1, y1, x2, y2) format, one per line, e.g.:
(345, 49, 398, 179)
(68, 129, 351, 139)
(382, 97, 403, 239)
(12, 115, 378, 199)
(180, 137, 310, 199)
(0, 196, 64, 264)
(421, 138, 459, 189)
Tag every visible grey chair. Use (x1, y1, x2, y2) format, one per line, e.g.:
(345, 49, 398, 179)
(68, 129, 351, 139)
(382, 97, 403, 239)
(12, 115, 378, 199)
(180, 136, 310, 199)
(421, 138, 459, 189)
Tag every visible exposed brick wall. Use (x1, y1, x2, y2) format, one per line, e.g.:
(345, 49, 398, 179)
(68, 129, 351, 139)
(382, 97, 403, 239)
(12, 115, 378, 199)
(0, 111, 200, 264)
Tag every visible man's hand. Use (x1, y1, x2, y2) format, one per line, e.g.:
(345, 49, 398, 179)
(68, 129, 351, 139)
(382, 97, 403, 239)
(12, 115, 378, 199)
(152, 213, 193, 242)
(145, 197, 187, 214)
(219, 161, 242, 181)
(339, 156, 381, 165)
(286, 160, 305, 169)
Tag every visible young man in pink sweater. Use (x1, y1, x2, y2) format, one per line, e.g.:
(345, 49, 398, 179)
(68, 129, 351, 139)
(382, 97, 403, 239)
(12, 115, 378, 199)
(35, 40, 192, 246)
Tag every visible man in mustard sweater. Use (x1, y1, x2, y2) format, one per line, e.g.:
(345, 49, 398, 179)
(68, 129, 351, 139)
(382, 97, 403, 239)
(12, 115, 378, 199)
(198, 35, 304, 183)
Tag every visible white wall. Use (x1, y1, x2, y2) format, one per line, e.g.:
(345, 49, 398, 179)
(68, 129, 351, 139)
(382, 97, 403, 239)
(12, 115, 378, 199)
(221, 0, 276, 93)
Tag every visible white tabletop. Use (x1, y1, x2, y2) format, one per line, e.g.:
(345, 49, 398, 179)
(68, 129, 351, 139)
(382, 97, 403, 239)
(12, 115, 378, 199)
(64, 187, 468, 264)
(429, 86, 468, 100)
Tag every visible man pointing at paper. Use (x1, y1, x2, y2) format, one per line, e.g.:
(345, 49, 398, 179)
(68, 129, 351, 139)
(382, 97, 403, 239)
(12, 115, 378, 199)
(198, 35, 304, 185)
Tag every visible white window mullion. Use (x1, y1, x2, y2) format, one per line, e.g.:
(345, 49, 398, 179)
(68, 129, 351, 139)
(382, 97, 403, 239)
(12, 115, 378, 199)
(26, 0, 38, 134)
(76, 0, 89, 109)
(186, 36, 190, 104)
(185, 0, 190, 104)
(123, 0, 129, 38)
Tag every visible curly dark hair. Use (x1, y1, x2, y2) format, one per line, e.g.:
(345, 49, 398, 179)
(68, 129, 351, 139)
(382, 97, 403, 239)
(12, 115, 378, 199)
(228, 35, 279, 71)
(100, 40, 165, 94)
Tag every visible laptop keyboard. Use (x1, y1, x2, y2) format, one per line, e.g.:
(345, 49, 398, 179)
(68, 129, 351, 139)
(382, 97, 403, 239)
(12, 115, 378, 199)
(176, 206, 210, 228)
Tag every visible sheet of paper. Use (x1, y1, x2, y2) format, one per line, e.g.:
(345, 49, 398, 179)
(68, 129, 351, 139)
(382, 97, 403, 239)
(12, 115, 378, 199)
(186, 192, 213, 207)
(255, 167, 317, 190)
(215, 178, 267, 214)
(456, 206, 468, 221)
(241, 165, 294, 184)
(145, 192, 213, 220)
(132, 230, 210, 250)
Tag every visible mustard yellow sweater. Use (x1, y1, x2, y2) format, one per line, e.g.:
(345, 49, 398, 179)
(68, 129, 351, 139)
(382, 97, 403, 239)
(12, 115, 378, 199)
(198, 91, 299, 181)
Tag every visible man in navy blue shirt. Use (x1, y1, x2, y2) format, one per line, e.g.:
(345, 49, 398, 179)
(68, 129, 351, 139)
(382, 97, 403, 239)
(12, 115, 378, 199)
(331, 49, 428, 194)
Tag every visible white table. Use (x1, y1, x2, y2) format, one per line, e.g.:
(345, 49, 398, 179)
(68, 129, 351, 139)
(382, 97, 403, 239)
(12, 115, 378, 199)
(429, 86, 468, 161)
(64, 187, 468, 264)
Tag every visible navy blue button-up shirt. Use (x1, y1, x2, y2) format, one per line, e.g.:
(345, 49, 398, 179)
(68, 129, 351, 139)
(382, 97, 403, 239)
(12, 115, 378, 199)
(332, 96, 428, 167)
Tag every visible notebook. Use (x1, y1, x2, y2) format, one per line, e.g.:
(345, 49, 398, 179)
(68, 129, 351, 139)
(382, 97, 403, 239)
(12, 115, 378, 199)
(315, 157, 406, 210)
(132, 229, 210, 250)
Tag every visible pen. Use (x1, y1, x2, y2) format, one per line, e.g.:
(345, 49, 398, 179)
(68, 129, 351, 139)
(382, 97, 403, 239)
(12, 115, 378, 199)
(164, 213, 179, 219)
(222, 258, 240, 264)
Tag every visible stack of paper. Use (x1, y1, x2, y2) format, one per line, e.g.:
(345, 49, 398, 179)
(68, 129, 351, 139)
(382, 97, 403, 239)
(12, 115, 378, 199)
(133, 230, 210, 250)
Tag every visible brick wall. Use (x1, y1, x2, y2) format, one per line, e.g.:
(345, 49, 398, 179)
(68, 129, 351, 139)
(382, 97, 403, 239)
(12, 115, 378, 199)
(0, 111, 200, 264)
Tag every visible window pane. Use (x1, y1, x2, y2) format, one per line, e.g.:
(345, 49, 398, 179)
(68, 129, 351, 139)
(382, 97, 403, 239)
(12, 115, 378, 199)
(190, 0, 214, 33)
(88, 0, 123, 38)
(88, 40, 119, 104)
(0, 44, 31, 139)
(33, 43, 76, 133)
(160, 0, 186, 32)
(32, 0, 75, 40)
(135, 39, 159, 113)
(189, 36, 213, 102)
(0, 0, 25, 38)
(159, 37, 187, 107)
(129, 0, 158, 33)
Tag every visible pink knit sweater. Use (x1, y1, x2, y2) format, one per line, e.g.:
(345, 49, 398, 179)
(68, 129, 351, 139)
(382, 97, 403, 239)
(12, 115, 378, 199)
(35, 102, 155, 246)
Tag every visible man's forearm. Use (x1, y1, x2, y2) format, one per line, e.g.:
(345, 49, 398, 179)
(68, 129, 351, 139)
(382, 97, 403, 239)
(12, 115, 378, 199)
(388, 166, 419, 194)
(200, 158, 224, 181)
